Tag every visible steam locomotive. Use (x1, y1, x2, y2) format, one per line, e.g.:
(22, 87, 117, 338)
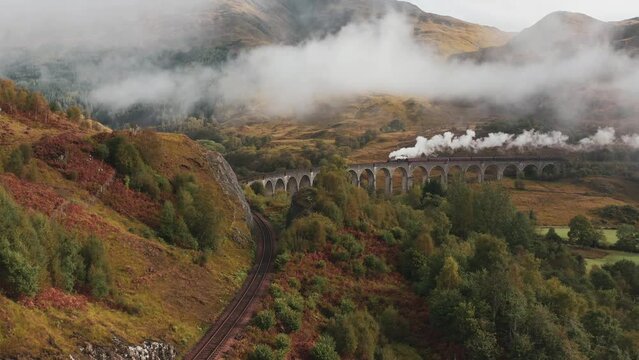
(387, 155, 562, 163)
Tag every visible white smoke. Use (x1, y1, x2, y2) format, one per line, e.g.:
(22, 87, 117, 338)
(507, 130, 569, 149)
(578, 127, 617, 147)
(389, 127, 635, 159)
(622, 134, 639, 148)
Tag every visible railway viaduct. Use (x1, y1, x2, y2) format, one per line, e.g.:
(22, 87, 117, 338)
(248, 157, 566, 196)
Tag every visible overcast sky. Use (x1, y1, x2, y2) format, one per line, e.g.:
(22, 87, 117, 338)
(407, 0, 639, 31)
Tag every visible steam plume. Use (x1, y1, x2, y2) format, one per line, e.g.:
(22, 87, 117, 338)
(389, 127, 639, 159)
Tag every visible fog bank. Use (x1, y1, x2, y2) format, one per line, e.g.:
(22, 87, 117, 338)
(91, 12, 639, 121)
(1, 5, 638, 123)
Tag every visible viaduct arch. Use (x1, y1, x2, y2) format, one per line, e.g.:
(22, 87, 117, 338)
(248, 157, 565, 196)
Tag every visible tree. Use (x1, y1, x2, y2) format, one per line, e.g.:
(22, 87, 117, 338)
(581, 310, 622, 346)
(277, 306, 302, 333)
(0, 239, 39, 298)
(189, 186, 223, 251)
(28, 92, 49, 121)
(4, 148, 25, 177)
(328, 310, 379, 359)
(250, 182, 265, 196)
(413, 231, 435, 256)
(253, 310, 276, 330)
(364, 254, 388, 275)
(380, 306, 409, 342)
(470, 234, 508, 272)
(249, 344, 276, 360)
(4, 144, 33, 178)
(437, 256, 462, 289)
(542, 277, 584, 320)
(472, 184, 516, 237)
(590, 266, 616, 290)
(66, 106, 83, 122)
(274, 334, 291, 350)
(329, 314, 358, 355)
(311, 335, 340, 360)
(18, 144, 32, 164)
(380, 344, 423, 360)
(429, 289, 466, 339)
(446, 180, 474, 237)
(616, 224, 639, 252)
(81, 237, 110, 299)
(545, 227, 563, 242)
(568, 215, 604, 248)
(93, 143, 110, 161)
(604, 260, 639, 297)
(106, 136, 146, 177)
(159, 202, 177, 242)
(503, 211, 535, 250)
(52, 235, 84, 292)
(158, 201, 198, 249)
(280, 214, 336, 253)
(380, 119, 406, 133)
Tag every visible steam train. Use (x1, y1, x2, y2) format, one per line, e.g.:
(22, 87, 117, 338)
(387, 155, 563, 163)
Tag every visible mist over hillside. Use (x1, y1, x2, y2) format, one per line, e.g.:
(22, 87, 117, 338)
(0, 0, 508, 126)
(0, 0, 637, 129)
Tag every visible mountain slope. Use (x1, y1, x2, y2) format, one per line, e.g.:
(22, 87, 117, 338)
(459, 11, 637, 63)
(198, 0, 511, 56)
(616, 17, 639, 55)
(0, 80, 254, 357)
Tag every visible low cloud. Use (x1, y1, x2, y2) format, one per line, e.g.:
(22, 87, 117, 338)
(2, 6, 638, 123)
(89, 12, 639, 121)
(0, 0, 213, 51)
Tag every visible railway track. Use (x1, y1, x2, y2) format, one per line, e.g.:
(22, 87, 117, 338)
(185, 212, 275, 360)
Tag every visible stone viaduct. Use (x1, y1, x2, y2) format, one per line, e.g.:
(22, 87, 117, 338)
(248, 157, 565, 196)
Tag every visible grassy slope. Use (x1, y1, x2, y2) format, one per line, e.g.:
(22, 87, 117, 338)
(210, 0, 511, 57)
(0, 114, 252, 356)
(506, 177, 639, 226)
(509, 176, 639, 271)
(222, 94, 501, 166)
(124, 130, 252, 242)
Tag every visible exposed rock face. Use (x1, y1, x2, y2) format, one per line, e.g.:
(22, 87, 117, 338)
(204, 150, 254, 238)
(78, 339, 176, 360)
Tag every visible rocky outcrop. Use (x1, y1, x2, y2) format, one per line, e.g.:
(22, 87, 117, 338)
(204, 150, 253, 240)
(77, 338, 176, 360)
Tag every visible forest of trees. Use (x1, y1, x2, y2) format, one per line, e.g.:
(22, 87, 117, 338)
(0, 187, 110, 299)
(244, 161, 639, 360)
(0, 79, 49, 121)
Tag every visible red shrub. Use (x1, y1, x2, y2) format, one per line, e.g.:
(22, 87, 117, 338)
(19, 288, 88, 310)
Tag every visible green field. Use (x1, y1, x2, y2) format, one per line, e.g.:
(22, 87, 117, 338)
(584, 250, 639, 269)
(537, 227, 639, 269)
(537, 226, 619, 245)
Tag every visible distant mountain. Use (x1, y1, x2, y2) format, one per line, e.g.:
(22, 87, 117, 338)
(616, 17, 639, 56)
(198, 0, 511, 56)
(458, 12, 638, 63)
